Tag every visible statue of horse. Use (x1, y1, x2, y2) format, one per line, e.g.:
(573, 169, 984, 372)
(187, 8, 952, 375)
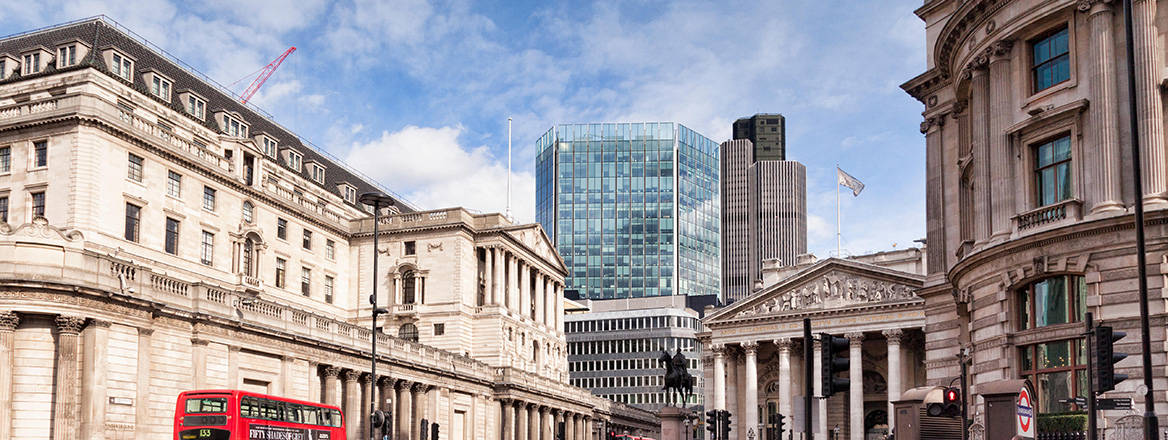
(658, 348, 694, 408)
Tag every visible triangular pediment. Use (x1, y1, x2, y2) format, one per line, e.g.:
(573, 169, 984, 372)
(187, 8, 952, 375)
(706, 258, 925, 323)
(503, 223, 566, 274)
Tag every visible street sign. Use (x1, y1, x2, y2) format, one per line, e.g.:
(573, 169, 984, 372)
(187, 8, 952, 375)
(1097, 398, 1133, 411)
(1016, 386, 1035, 439)
(1059, 397, 1087, 407)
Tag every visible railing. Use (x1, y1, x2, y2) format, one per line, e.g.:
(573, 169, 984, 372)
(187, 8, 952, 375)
(121, 105, 232, 173)
(0, 97, 60, 120)
(1015, 199, 1081, 232)
(1036, 432, 1084, 440)
(150, 274, 189, 297)
(395, 304, 416, 313)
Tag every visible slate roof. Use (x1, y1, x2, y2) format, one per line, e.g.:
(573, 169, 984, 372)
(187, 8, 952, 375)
(0, 16, 416, 213)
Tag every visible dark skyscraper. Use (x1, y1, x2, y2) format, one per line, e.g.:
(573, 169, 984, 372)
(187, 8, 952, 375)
(732, 113, 787, 161)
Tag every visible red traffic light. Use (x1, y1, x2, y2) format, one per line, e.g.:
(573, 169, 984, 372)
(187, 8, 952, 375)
(945, 388, 959, 403)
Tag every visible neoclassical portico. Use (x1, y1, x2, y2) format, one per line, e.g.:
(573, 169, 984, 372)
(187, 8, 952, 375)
(701, 258, 927, 440)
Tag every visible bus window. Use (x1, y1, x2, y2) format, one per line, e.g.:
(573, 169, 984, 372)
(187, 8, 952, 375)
(240, 397, 259, 418)
(301, 406, 319, 425)
(185, 397, 227, 413)
(259, 398, 281, 420)
(323, 408, 342, 427)
(284, 403, 302, 423)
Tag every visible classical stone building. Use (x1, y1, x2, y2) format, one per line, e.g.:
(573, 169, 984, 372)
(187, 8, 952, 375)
(902, 0, 1168, 431)
(0, 17, 657, 440)
(700, 249, 928, 440)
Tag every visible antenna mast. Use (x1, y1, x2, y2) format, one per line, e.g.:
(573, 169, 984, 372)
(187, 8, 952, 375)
(507, 117, 512, 220)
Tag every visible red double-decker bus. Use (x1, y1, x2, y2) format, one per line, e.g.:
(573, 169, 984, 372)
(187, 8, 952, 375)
(174, 389, 344, 440)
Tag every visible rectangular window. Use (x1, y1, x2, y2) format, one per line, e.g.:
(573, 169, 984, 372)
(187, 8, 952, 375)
(58, 45, 76, 67)
(343, 186, 357, 204)
(302, 229, 312, 250)
(404, 241, 416, 255)
(326, 239, 336, 260)
(124, 203, 140, 242)
(222, 115, 248, 137)
(0, 60, 5, 80)
(0, 196, 8, 223)
(151, 76, 172, 101)
(30, 191, 45, 219)
(433, 323, 445, 336)
(1034, 135, 1072, 206)
(262, 137, 278, 158)
(201, 231, 214, 265)
(324, 275, 334, 304)
(165, 217, 180, 255)
(167, 171, 182, 197)
(111, 52, 132, 80)
(277, 218, 288, 240)
(1019, 338, 1086, 414)
(33, 141, 47, 168)
(0, 146, 10, 172)
(1032, 27, 1070, 93)
(203, 186, 216, 211)
(288, 151, 302, 172)
(186, 95, 206, 120)
(275, 258, 286, 288)
(310, 164, 325, 183)
(127, 153, 144, 182)
(300, 267, 311, 296)
(22, 53, 40, 74)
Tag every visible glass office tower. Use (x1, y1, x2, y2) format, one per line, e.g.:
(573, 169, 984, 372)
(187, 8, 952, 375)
(535, 123, 720, 300)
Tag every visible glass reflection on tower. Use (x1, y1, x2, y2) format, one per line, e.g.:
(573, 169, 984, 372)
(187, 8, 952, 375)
(536, 123, 720, 300)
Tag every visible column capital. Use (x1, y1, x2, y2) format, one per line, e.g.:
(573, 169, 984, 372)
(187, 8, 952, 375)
(191, 338, 210, 347)
(711, 345, 725, 357)
(342, 369, 361, 382)
(1077, 0, 1114, 14)
(137, 327, 154, 336)
(360, 372, 374, 384)
(741, 341, 758, 354)
(54, 315, 86, 335)
(0, 311, 19, 331)
(322, 365, 342, 378)
(411, 382, 429, 392)
(377, 376, 394, 387)
(985, 39, 1014, 61)
(395, 378, 411, 390)
(845, 332, 865, 346)
(773, 338, 792, 351)
(883, 328, 905, 344)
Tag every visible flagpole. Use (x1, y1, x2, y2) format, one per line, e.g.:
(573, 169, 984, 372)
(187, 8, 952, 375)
(836, 166, 842, 257)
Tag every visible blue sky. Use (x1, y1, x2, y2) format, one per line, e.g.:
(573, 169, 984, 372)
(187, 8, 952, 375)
(2, 0, 928, 258)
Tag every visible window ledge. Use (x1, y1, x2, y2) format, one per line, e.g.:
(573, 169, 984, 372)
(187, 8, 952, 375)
(1012, 198, 1083, 237)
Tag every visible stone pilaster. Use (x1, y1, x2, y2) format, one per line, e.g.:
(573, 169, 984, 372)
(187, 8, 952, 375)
(1081, 0, 1125, 212)
(986, 39, 1014, 240)
(743, 342, 759, 440)
(965, 56, 992, 242)
(883, 329, 904, 423)
(227, 346, 240, 389)
(712, 346, 726, 410)
(54, 315, 86, 440)
(134, 328, 152, 440)
(81, 319, 111, 440)
(1132, 0, 1168, 201)
(322, 366, 341, 406)
(845, 332, 865, 440)
(191, 338, 209, 390)
(775, 338, 793, 419)
(0, 312, 19, 440)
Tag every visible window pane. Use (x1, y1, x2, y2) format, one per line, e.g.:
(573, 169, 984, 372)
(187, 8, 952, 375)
(1057, 163, 1072, 201)
(1036, 277, 1069, 326)
(1038, 340, 1072, 369)
(1037, 370, 1073, 413)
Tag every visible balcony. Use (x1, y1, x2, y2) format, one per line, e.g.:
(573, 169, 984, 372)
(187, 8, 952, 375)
(238, 273, 263, 292)
(1013, 199, 1082, 236)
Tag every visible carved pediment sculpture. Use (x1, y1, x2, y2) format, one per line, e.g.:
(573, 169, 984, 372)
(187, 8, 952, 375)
(732, 272, 921, 318)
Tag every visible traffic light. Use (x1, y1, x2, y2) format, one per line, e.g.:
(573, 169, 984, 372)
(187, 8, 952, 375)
(430, 422, 439, 440)
(607, 431, 617, 440)
(820, 333, 850, 397)
(774, 413, 786, 434)
(420, 419, 428, 440)
(382, 410, 393, 439)
(1095, 325, 1129, 392)
(705, 410, 718, 438)
(719, 410, 732, 439)
(926, 387, 961, 417)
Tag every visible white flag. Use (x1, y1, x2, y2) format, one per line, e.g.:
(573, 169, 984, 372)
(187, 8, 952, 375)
(837, 167, 865, 196)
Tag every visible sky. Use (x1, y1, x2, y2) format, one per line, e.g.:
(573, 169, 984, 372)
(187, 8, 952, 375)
(1, 0, 929, 258)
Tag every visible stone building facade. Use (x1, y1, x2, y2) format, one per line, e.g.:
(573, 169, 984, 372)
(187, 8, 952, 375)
(0, 17, 657, 440)
(700, 249, 928, 440)
(902, 0, 1168, 429)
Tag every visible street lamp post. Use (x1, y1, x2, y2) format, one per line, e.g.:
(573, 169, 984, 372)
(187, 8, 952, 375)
(360, 192, 395, 440)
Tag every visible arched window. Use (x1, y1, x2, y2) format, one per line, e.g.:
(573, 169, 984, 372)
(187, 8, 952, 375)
(242, 238, 255, 276)
(402, 270, 416, 304)
(532, 341, 540, 365)
(242, 201, 254, 223)
(398, 323, 418, 342)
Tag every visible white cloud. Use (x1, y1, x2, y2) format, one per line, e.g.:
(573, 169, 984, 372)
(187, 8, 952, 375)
(344, 125, 536, 222)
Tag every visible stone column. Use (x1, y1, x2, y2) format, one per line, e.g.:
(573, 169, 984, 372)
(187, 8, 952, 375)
(517, 402, 529, 440)
(322, 366, 341, 406)
(546, 408, 557, 440)
(281, 356, 295, 398)
(884, 329, 904, 423)
(135, 328, 152, 440)
(712, 346, 726, 410)
(378, 377, 394, 411)
(343, 370, 361, 440)
(726, 351, 739, 437)
(567, 413, 576, 440)
(53, 315, 85, 440)
(520, 262, 532, 319)
(191, 338, 208, 390)
(493, 248, 504, 307)
(529, 405, 541, 440)
(776, 338, 792, 419)
(554, 284, 564, 333)
(510, 256, 520, 312)
(846, 332, 865, 440)
(1082, 0, 1125, 212)
(986, 39, 1014, 239)
(743, 342, 759, 440)
(0, 312, 16, 440)
(308, 361, 320, 403)
(81, 319, 110, 440)
(397, 381, 412, 440)
(227, 346, 240, 389)
(502, 400, 515, 440)
(965, 56, 992, 242)
(1133, 0, 1168, 201)
(535, 272, 545, 325)
(814, 338, 827, 438)
(360, 373, 373, 440)
(412, 384, 427, 440)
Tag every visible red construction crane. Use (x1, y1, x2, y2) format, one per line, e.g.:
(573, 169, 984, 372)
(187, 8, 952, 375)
(239, 46, 296, 104)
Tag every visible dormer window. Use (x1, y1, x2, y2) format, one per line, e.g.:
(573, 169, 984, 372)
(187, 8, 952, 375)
(261, 136, 278, 158)
(341, 184, 357, 204)
(310, 163, 325, 184)
(22, 53, 40, 75)
(286, 150, 302, 172)
(186, 95, 205, 120)
(151, 75, 172, 101)
(110, 51, 132, 81)
(221, 114, 248, 137)
(0, 59, 5, 79)
(57, 44, 77, 68)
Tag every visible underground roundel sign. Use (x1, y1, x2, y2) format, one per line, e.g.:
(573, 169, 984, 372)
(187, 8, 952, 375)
(1016, 386, 1035, 438)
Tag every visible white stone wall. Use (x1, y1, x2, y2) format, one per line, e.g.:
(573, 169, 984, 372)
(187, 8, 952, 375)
(12, 317, 54, 440)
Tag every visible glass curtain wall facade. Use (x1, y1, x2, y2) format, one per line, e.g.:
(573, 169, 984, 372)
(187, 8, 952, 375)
(536, 122, 720, 300)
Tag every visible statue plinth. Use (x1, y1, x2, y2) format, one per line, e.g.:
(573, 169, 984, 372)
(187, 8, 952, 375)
(658, 406, 693, 440)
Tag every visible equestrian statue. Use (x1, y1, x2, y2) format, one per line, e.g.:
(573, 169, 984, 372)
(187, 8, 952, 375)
(658, 348, 694, 407)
